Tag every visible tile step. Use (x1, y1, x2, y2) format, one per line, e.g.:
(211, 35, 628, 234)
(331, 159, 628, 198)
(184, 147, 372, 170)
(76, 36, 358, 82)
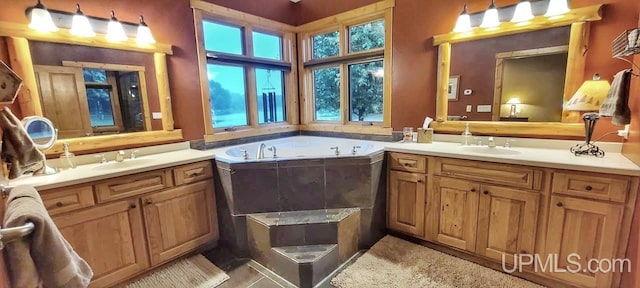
(247, 208, 360, 227)
(271, 244, 339, 288)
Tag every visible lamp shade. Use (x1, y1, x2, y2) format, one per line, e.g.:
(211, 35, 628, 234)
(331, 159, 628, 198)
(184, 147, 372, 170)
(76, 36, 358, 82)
(107, 11, 127, 42)
(136, 16, 156, 45)
(70, 4, 95, 37)
(565, 75, 611, 111)
(545, 0, 570, 17)
(480, 1, 500, 28)
(28, 1, 58, 33)
(511, 0, 534, 23)
(453, 5, 472, 32)
(506, 97, 521, 104)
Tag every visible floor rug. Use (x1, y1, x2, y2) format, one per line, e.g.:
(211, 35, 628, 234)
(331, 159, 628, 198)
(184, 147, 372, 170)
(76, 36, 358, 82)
(331, 235, 544, 288)
(126, 254, 230, 288)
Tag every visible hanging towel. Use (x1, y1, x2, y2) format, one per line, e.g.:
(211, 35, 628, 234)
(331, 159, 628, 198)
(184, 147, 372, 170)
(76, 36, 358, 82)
(599, 69, 632, 125)
(4, 185, 93, 288)
(0, 107, 44, 179)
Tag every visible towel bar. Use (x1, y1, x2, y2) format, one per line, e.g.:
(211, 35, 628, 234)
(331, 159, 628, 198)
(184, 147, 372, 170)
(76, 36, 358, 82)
(0, 222, 35, 250)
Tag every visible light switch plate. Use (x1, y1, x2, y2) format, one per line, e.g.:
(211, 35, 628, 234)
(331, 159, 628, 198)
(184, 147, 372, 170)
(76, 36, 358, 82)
(466, 105, 472, 112)
(477, 105, 492, 113)
(152, 112, 162, 119)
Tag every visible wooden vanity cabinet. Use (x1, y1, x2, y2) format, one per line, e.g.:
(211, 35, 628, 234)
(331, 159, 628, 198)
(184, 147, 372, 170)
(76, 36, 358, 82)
(387, 153, 427, 238)
(42, 161, 218, 288)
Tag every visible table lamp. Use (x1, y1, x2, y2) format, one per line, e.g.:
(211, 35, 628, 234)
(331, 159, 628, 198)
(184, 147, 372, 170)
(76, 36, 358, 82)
(565, 73, 611, 157)
(506, 97, 521, 118)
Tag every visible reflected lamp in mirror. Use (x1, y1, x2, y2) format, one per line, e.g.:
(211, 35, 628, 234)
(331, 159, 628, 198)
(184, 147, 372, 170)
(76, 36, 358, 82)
(506, 97, 521, 117)
(564, 73, 611, 112)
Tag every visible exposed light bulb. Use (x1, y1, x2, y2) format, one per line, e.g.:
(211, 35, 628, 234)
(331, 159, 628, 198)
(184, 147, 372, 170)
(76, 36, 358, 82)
(28, 0, 58, 33)
(136, 16, 156, 45)
(511, 0, 534, 23)
(545, 0, 570, 17)
(480, 0, 500, 28)
(453, 4, 472, 33)
(107, 10, 127, 42)
(70, 4, 95, 37)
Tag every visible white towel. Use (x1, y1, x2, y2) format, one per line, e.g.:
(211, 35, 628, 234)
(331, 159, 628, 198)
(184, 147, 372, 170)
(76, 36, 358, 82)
(599, 69, 632, 125)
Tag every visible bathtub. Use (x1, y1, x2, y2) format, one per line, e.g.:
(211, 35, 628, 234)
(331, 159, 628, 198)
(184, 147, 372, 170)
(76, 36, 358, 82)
(215, 136, 386, 162)
(213, 136, 387, 254)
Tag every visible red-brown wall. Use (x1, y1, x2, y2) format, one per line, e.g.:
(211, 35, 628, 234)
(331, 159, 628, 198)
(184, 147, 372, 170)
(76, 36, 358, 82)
(1, 0, 638, 141)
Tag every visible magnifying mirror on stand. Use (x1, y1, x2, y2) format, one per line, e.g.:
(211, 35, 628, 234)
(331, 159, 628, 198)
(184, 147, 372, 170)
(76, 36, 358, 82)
(21, 116, 57, 175)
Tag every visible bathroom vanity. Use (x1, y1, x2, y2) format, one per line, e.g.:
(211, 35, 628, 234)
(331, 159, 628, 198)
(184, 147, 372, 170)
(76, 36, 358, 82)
(5, 144, 217, 287)
(385, 142, 640, 288)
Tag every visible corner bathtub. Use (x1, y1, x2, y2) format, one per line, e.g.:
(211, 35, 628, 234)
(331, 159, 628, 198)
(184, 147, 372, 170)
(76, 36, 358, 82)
(215, 136, 386, 162)
(213, 136, 387, 254)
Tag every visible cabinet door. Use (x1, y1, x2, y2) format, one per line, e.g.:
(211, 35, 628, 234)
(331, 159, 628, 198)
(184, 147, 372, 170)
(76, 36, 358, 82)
(34, 65, 93, 138)
(53, 200, 149, 288)
(388, 170, 426, 237)
(476, 185, 539, 264)
(429, 176, 479, 252)
(143, 180, 218, 266)
(545, 196, 623, 288)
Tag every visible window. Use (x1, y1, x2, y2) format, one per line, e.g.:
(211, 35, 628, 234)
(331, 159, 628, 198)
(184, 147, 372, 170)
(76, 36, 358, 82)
(193, 3, 298, 140)
(299, 4, 393, 134)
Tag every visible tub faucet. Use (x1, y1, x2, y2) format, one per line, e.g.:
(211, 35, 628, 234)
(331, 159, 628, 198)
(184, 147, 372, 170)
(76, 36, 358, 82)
(267, 145, 277, 158)
(256, 143, 266, 159)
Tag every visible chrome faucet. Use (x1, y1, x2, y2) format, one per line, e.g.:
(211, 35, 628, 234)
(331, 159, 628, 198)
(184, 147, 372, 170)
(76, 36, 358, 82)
(330, 146, 340, 156)
(240, 149, 249, 160)
(487, 137, 496, 148)
(267, 145, 277, 158)
(256, 143, 266, 159)
(130, 150, 139, 159)
(352, 145, 361, 155)
(115, 150, 126, 162)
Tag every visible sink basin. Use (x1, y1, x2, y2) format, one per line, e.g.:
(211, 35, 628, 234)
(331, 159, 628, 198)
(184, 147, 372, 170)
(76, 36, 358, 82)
(92, 158, 157, 171)
(459, 146, 521, 155)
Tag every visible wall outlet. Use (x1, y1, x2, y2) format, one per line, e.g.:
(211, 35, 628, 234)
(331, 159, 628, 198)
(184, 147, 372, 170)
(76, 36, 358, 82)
(476, 105, 492, 113)
(466, 105, 472, 112)
(152, 112, 162, 119)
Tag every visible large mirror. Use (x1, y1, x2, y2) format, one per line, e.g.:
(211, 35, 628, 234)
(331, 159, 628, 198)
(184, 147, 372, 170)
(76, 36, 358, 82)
(0, 21, 181, 155)
(432, 5, 603, 137)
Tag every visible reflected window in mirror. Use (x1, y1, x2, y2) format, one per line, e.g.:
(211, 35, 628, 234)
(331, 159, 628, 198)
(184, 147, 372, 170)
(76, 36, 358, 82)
(448, 26, 571, 122)
(201, 20, 291, 129)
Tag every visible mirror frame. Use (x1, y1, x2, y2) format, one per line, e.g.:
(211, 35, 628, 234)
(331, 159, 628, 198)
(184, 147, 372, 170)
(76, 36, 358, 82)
(0, 20, 182, 155)
(431, 4, 603, 137)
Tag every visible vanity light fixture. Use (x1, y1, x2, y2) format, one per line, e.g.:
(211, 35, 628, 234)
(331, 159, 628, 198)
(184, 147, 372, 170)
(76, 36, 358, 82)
(511, 0, 534, 23)
(28, 0, 59, 33)
(544, 0, 570, 17)
(106, 10, 128, 42)
(70, 4, 95, 37)
(480, 0, 501, 28)
(136, 16, 156, 45)
(453, 4, 472, 33)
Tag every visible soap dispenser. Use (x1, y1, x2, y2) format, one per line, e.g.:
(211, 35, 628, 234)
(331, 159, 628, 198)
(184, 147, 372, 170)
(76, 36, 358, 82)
(461, 123, 472, 145)
(59, 142, 77, 169)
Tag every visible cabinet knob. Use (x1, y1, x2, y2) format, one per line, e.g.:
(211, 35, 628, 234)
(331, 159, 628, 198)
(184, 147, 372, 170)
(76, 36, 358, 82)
(585, 185, 593, 191)
(521, 250, 528, 254)
(146, 199, 153, 205)
(417, 179, 423, 183)
(130, 204, 137, 209)
(470, 188, 476, 192)
(483, 191, 489, 195)
(55, 202, 64, 207)
(556, 202, 564, 207)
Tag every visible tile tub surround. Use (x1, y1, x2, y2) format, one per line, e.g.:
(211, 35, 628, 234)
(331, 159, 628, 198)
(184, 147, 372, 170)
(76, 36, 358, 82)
(214, 151, 386, 255)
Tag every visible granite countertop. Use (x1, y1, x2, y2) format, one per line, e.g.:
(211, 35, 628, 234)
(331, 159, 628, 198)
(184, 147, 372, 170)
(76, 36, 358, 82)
(385, 141, 640, 176)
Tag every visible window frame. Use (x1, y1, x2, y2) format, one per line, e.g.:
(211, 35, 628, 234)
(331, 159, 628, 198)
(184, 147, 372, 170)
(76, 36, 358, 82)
(192, 2, 299, 142)
(298, 3, 393, 135)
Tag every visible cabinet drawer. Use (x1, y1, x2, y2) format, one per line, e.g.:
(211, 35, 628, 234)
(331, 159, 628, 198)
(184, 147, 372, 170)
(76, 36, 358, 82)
(95, 170, 173, 203)
(41, 185, 95, 216)
(552, 172, 630, 203)
(434, 158, 542, 190)
(388, 152, 427, 173)
(173, 161, 213, 185)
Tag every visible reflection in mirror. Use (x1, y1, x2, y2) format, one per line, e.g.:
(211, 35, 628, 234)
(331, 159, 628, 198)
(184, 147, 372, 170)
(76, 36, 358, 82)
(28, 40, 159, 139)
(21, 116, 57, 175)
(448, 26, 571, 122)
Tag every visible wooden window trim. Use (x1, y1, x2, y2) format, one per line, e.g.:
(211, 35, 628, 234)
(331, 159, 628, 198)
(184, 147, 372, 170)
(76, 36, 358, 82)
(192, 1, 298, 142)
(298, 1, 394, 133)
